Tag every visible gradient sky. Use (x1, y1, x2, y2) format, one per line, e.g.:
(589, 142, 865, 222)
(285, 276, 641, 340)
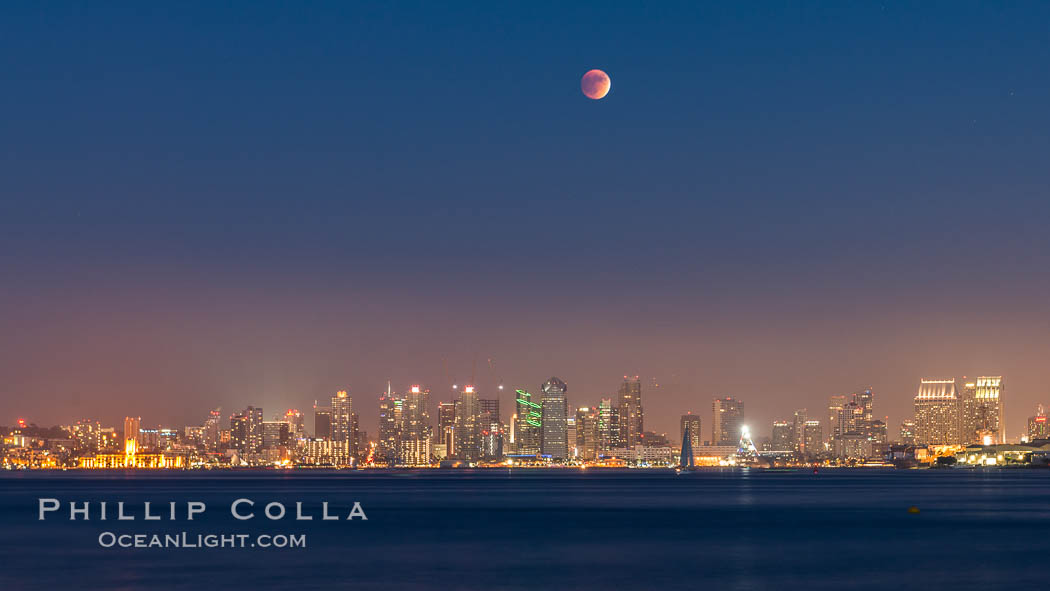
(3, 2, 1050, 441)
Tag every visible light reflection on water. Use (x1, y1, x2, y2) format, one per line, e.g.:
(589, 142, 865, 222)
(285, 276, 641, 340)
(1, 469, 1048, 590)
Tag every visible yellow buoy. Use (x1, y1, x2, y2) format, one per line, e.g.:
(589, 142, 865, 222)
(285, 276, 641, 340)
(907, 506, 920, 514)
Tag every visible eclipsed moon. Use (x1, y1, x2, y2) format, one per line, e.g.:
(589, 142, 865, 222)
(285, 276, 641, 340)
(581, 69, 611, 100)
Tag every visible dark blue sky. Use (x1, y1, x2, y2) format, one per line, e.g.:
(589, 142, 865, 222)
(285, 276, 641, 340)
(3, 2, 1050, 439)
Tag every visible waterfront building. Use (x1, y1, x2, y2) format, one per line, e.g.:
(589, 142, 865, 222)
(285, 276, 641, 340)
(802, 420, 823, 459)
(123, 416, 140, 455)
(712, 397, 744, 446)
(377, 384, 401, 463)
(576, 407, 600, 460)
(314, 408, 332, 440)
(479, 398, 502, 460)
(437, 401, 456, 456)
(827, 394, 847, 441)
(973, 376, 1004, 444)
(771, 420, 793, 452)
(540, 377, 569, 460)
(914, 378, 960, 445)
(598, 398, 620, 452)
(261, 421, 290, 449)
(331, 390, 353, 450)
(398, 385, 432, 466)
(899, 419, 916, 445)
(617, 376, 644, 447)
(514, 389, 542, 455)
(792, 409, 808, 453)
(680, 413, 702, 453)
(1029, 405, 1049, 441)
(454, 385, 481, 461)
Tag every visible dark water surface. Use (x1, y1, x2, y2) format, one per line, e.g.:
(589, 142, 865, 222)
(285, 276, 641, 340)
(1, 469, 1047, 590)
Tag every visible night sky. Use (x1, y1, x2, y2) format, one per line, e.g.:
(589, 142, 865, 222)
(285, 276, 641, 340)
(3, 2, 1050, 441)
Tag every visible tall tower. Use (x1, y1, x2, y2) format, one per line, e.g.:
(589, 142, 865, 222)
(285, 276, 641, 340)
(712, 397, 744, 446)
(123, 416, 141, 455)
(399, 385, 432, 466)
(914, 378, 960, 445)
(331, 390, 352, 464)
(617, 376, 643, 447)
(479, 398, 502, 459)
(974, 376, 1004, 444)
(437, 401, 456, 456)
(540, 377, 569, 460)
(454, 385, 481, 461)
(680, 413, 702, 452)
(377, 383, 401, 463)
(514, 389, 542, 455)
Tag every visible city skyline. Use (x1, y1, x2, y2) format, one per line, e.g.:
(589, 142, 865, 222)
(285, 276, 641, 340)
(4, 3, 1050, 467)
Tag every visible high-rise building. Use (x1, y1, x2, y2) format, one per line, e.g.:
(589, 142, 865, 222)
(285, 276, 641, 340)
(617, 376, 644, 447)
(899, 419, 916, 445)
(597, 398, 620, 452)
(261, 421, 290, 449)
(314, 408, 332, 440)
(123, 416, 141, 455)
(399, 385, 432, 466)
(281, 409, 305, 440)
(454, 385, 481, 461)
(827, 394, 847, 441)
(914, 378, 960, 445)
(229, 406, 263, 453)
(771, 420, 793, 451)
(802, 420, 823, 459)
(1028, 405, 1049, 441)
(792, 409, 808, 453)
(202, 409, 222, 451)
(331, 390, 353, 449)
(712, 397, 744, 446)
(377, 384, 401, 463)
(576, 407, 600, 460)
(680, 413, 702, 452)
(479, 398, 502, 459)
(540, 377, 569, 459)
(514, 389, 542, 455)
(437, 401, 456, 456)
(973, 376, 1004, 444)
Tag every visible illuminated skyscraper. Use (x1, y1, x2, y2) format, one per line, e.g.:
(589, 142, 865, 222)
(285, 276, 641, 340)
(454, 385, 481, 461)
(802, 420, 823, 459)
(377, 384, 401, 463)
(123, 416, 140, 454)
(899, 419, 916, 445)
(541, 377, 569, 459)
(203, 409, 222, 451)
(282, 409, 305, 440)
(261, 421, 290, 449)
(514, 389, 542, 455)
(792, 409, 808, 453)
(914, 378, 960, 445)
(712, 397, 744, 446)
(576, 407, 600, 460)
(617, 376, 643, 447)
(1028, 405, 1048, 441)
(680, 413, 702, 452)
(437, 401, 456, 455)
(827, 394, 847, 441)
(973, 376, 1004, 444)
(331, 390, 353, 452)
(399, 385, 432, 466)
(598, 398, 621, 452)
(479, 398, 502, 459)
(771, 420, 793, 451)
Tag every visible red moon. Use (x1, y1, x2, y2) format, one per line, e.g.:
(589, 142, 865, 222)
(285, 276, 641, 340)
(581, 69, 611, 99)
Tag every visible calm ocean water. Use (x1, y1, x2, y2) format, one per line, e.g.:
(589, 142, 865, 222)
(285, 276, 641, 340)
(1, 468, 1047, 590)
